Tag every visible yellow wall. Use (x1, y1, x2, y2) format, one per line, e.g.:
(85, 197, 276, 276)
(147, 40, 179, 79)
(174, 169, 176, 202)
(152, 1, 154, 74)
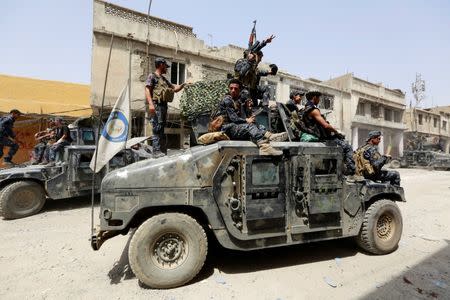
(0, 74, 92, 117)
(0, 74, 92, 166)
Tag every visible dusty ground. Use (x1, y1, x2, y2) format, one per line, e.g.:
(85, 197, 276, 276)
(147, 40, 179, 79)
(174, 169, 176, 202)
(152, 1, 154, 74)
(0, 168, 449, 300)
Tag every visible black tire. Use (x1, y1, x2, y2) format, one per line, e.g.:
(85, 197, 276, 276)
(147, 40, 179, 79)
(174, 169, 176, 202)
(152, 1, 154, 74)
(128, 213, 208, 289)
(356, 200, 403, 255)
(0, 181, 46, 220)
(390, 159, 401, 169)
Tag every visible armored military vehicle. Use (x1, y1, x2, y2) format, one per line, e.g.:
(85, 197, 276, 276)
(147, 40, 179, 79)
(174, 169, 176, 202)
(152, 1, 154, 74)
(399, 133, 450, 170)
(0, 118, 142, 220)
(91, 108, 406, 289)
(400, 150, 450, 170)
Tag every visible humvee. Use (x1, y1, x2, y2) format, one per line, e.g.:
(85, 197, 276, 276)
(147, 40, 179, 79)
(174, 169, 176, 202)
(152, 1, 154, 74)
(0, 117, 142, 220)
(400, 150, 450, 170)
(92, 137, 406, 288)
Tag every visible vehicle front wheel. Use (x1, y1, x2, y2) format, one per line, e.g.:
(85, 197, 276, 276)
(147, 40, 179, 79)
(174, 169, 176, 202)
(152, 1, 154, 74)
(0, 181, 46, 219)
(128, 213, 208, 289)
(356, 199, 403, 255)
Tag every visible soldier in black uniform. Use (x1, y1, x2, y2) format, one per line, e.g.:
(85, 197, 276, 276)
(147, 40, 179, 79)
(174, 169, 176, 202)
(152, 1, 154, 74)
(285, 90, 305, 113)
(355, 131, 400, 186)
(234, 35, 278, 108)
(302, 91, 355, 175)
(0, 109, 22, 165)
(145, 57, 188, 158)
(213, 79, 286, 155)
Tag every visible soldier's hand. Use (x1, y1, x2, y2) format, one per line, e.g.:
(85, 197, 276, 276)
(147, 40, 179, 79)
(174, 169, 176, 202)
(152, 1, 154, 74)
(149, 104, 156, 117)
(246, 115, 255, 124)
(265, 35, 275, 43)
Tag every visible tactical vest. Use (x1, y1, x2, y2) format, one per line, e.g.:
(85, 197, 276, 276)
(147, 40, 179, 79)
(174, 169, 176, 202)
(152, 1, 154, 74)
(353, 144, 377, 176)
(152, 74, 174, 103)
(234, 58, 258, 90)
(300, 104, 330, 140)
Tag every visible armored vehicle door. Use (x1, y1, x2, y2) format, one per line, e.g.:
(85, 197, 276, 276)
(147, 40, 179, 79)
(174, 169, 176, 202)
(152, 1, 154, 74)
(289, 150, 343, 234)
(243, 155, 286, 234)
(68, 149, 98, 195)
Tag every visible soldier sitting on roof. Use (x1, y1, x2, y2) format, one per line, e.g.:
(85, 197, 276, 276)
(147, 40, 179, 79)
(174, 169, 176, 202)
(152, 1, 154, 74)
(31, 118, 56, 165)
(210, 79, 287, 155)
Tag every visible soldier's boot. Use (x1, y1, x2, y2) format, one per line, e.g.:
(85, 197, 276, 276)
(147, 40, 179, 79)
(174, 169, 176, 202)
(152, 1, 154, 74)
(257, 140, 283, 156)
(264, 131, 288, 142)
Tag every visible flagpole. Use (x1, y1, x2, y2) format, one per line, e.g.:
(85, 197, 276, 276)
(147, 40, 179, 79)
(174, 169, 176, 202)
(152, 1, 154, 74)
(91, 33, 114, 241)
(127, 38, 132, 142)
(144, 0, 153, 138)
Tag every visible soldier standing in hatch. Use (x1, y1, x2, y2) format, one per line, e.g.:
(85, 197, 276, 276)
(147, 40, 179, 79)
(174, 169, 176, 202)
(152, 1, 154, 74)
(145, 57, 187, 158)
(285, 90, 305, 113)
(0, 109, 22, 166)
(354, 131, 400, 186)
(234, 35, 278, 108)
(302, 91, 356, 175)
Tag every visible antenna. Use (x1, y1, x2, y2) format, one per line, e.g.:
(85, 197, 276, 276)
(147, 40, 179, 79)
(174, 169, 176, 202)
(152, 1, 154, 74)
(411, 73, 425, 108)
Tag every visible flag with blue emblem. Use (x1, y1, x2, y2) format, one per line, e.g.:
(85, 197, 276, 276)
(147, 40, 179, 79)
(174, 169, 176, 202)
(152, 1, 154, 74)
(90, 83, 130, 173)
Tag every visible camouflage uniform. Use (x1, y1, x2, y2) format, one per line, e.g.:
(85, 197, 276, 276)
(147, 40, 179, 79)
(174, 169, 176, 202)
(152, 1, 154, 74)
(303, 101, 356, 175)
(145, 73, 174, 154)
(360, 143, 401, 186)
(216, 94, 266, 143)
(0, 115, 19, 163)
(234, 58, 271, 107)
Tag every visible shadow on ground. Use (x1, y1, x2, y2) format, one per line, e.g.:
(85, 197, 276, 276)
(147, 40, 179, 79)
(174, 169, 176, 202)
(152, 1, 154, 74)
(107, 231, 360, 288)
(43, 194, 100, 213)
(363, 240, 450, 299)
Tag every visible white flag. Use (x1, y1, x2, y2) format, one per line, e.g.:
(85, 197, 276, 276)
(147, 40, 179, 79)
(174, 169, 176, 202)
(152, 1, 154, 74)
(90, 83, 130, 173)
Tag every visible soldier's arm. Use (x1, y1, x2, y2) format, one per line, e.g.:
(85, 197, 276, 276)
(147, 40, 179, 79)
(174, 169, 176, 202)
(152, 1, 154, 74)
(173, 82, 187, 93)
(145, 85, 156, 116)
(363, 148, 387, 170)
(309, 109, 338, 133)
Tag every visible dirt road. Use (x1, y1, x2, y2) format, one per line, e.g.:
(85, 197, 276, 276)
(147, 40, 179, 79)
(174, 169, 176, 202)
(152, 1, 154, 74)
(1, 168, 449, 299)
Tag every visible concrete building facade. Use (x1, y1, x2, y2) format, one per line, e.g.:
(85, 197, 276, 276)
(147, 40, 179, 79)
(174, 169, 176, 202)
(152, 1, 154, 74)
(91, 0, 352, 148)
(404, 106, 450, 153)
(324, 74, 406, 157)
(92, 1, 409, 154)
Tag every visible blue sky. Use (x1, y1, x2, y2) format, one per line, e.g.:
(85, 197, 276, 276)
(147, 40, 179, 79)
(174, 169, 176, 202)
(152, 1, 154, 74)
(1, 0, 449, 107)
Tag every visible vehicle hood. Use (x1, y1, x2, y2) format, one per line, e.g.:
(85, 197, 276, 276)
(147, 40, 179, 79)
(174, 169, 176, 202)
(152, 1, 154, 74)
(101, 144, 223, 190)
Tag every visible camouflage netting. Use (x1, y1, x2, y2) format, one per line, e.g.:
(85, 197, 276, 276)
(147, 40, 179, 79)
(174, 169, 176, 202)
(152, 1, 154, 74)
(180, 80, 229, 121)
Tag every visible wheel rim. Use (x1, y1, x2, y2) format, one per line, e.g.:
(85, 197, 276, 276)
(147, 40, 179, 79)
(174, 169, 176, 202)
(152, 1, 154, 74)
(12, 188, 40, 212)
(376, 212, 395, 241)
(151, 232, 188, 269)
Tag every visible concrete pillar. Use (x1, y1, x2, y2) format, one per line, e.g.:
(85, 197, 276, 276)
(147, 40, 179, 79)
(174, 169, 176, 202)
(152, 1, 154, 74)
(399, 132, 404, 157)
(379, 134, 385, 155)
(352, 126, 358, 150)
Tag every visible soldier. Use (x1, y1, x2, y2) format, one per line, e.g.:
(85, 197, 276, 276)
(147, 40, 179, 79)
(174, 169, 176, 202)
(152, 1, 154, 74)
(145, 57, 187, 158)
(354, 131, 400, 186)
(0, 109, 22, 165)
(212, 79, 287, 155)
(302, 91, 355, 175)
(47, 117, 73, 165)
(285, 90, 305, 113)
(234, 35, 278, 108)
(32, 118, 56, 164)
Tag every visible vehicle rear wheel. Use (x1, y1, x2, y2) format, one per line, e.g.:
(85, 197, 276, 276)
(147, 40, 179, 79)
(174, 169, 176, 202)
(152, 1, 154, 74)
(0, 181, 46, 219)
(356, 199, 403, 255)
(128, 213, 208, 289)
(389, 159, 401, 169)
